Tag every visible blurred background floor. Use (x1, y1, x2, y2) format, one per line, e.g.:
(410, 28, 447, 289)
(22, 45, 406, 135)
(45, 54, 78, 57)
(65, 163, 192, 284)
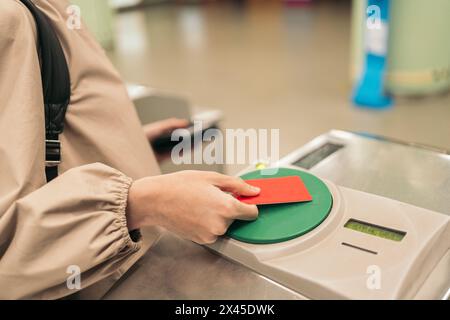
(107, 0, 450, 174)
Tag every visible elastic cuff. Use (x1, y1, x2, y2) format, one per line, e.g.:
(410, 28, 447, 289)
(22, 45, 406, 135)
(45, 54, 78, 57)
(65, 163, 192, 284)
(110, 171, 142, 254)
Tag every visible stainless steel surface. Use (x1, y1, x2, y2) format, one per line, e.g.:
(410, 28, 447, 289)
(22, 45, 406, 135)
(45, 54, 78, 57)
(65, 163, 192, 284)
(103, 130, 450, 299)
(104, 232, 304, 300)
(127, 84, 192, 124)
(279, 130, 450, 215)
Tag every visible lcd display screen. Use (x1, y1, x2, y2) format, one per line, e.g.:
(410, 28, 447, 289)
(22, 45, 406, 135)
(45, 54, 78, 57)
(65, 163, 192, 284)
(293, 143, 343, 169)
(344, 219, 406, 242)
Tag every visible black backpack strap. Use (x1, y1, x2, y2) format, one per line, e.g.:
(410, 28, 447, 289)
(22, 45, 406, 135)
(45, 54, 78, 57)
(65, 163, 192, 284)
(20, 0, 71, 182)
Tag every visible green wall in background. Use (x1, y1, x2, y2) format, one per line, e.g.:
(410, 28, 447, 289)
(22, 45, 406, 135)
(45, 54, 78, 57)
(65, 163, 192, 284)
(351, 0, 450, 96)
(71, 0, 116, 49)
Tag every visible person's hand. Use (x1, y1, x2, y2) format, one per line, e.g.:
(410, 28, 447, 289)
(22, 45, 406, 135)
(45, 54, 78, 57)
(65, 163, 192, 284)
(143, 118, 189, 162)
(126, 170, 260, 244)
(143, 117, 189, 142)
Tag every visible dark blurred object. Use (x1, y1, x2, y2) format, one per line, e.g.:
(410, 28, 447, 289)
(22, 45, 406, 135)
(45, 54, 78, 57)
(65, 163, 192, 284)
(284, 0, 313, 7)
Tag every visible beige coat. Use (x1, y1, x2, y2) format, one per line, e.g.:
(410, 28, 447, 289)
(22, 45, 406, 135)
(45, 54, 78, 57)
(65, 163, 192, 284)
(0, 0, 161, 299)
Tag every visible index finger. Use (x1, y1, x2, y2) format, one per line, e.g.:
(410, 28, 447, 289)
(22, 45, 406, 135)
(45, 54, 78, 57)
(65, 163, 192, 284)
(211, 174, 261, 197)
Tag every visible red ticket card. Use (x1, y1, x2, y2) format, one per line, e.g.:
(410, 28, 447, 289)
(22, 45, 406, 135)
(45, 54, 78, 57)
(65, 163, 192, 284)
(237, 176, 313, 205)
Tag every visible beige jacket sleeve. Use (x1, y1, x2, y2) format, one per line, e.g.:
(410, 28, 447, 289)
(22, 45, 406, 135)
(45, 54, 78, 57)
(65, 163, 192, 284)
(0, 1, 142, 299)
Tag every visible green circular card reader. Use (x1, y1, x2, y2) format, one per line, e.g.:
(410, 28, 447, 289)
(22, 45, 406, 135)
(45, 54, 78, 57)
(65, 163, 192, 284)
(227, 168, 333, 244)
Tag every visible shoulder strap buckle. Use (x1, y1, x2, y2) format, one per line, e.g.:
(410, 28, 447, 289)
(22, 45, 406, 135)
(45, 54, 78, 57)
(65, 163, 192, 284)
(45, 139, 61, 167)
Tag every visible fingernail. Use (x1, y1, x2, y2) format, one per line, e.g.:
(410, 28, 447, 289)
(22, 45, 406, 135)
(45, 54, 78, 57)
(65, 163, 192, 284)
(250, 186, 260, 193)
